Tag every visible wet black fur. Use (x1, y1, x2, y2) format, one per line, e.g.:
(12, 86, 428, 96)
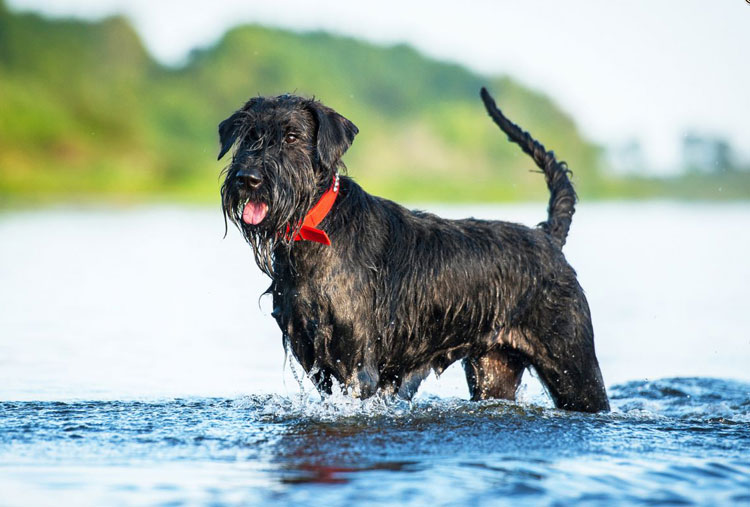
(219, 89, 610, 413)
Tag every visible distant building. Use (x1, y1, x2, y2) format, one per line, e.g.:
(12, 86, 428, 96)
(682, 133, 734, 174)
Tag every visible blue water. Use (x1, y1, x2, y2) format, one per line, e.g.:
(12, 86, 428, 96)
(2, 204, 750, 505)
(2, 378, 750, 505)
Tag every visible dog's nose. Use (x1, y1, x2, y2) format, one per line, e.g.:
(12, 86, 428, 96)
(237, 169, 262, 189)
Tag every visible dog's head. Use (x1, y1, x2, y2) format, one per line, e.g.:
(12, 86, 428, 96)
(218, 94, 358, 274)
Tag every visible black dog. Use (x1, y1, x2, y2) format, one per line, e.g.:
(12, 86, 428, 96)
(219, 88, 609, 413)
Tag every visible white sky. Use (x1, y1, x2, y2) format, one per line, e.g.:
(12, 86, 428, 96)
(8, 0, 750, 174)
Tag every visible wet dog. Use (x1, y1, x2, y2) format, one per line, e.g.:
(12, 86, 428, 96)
(218, 88, 609, 412)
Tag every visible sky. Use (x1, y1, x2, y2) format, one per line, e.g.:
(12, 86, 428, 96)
(8, 0, 750, 174)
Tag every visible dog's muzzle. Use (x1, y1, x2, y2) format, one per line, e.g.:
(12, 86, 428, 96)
(232, 168, 268, 226)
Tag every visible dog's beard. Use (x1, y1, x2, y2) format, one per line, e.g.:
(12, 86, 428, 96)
(221, 157, 321, 277)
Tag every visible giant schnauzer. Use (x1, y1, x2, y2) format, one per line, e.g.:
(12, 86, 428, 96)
(219, 88, 609, 413)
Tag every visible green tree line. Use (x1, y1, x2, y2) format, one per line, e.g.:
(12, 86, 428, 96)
(1, 2, 747, 204)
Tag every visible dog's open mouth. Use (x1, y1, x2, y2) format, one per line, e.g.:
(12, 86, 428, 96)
(241, 200, 268, 225)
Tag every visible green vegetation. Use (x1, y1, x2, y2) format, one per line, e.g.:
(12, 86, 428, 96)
(0, 2, 747, 205)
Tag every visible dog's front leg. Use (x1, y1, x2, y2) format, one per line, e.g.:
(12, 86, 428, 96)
(308, 366, 335, 395)
(330, 335, 380, 399)
(305, 359, 379, 399)
(345, 363, 380, 399)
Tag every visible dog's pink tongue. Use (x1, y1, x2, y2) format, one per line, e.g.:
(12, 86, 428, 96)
(242, 201, 268, 225)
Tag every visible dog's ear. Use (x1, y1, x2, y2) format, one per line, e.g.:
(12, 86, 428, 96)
(308, 101, 359, 169)
(218, 111, 245, 161)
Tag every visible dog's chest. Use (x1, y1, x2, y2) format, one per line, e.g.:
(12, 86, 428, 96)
(269, 253, 375, 369)
(270, 249, 363, 331)
(271, 280, 327, 337)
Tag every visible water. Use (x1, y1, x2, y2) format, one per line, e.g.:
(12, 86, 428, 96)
(2, 382, 750, 505)
(1, 203, 749, 505)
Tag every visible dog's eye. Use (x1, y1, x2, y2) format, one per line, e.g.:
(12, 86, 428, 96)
(284, 133, 298, 144)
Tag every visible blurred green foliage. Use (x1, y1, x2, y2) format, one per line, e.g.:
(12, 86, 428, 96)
(0, 2, 746, 204)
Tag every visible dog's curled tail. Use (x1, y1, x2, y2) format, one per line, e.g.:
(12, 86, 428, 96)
(480, 87, 577, 247)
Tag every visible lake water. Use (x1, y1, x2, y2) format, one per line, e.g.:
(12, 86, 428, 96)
(1, 202, 749, 505)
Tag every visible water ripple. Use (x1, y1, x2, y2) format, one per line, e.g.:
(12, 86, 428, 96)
(1, 377, 749, 505)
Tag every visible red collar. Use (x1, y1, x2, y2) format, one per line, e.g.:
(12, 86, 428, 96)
(293, 173, 340, 245)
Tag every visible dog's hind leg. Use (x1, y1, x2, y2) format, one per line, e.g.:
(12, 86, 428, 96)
(531, 350, 609, 413)
(463, 348, 527, 401)
(527, 317, 610, 413)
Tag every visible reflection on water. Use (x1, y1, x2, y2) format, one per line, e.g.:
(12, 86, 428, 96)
(280, 461, 421, 485)
(1, 203, 750, 504)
